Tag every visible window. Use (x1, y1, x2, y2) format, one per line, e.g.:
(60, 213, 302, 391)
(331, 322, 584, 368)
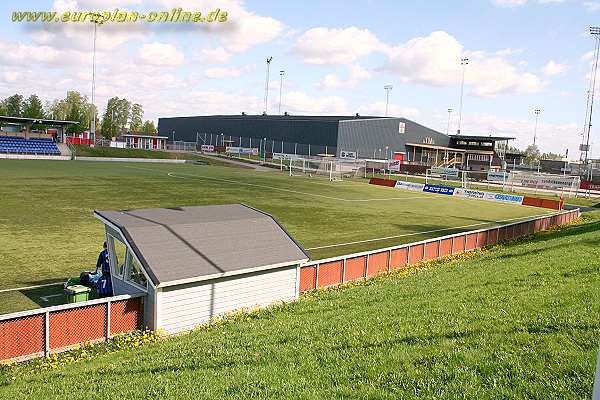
(457, 140, 468, 145)
(468, 141, 479, 146)
(126, 252, 148, 289)
(481, 141, 493, 147)
(423, 137, 435, 145)
(398, 122, 406, 134)
(467, 154, 491, 162)
(108, 235, 126, 278)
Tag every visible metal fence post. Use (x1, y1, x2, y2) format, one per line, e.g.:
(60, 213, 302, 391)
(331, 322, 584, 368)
(388, 249, 392, 271)
(44, 310, 49, 357)
(314, 264, 319, 289)
(106, 300, 111, 341)
(342, 258, 346, 283)
(365, 254, 369, 278)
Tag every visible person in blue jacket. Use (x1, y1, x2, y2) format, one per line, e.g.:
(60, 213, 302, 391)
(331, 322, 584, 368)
(94, 242, 113, 297)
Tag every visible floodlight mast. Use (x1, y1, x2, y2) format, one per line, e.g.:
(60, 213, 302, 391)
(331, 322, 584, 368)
(457, 58, 469, 134)
(263, 57, 273, 114)
(279, 70, 285, 115)
(90, 14, 103, 139)
(384, 85, 393, 116)
(581, 27, 600, 174)
(446, 108, 453, 135)
(533, 109, 541, 146)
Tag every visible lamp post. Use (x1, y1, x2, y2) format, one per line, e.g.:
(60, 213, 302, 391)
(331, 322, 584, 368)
(384, 85, 393, 116)
(278, 70, 285, 115)
(457, 58, 469, 134)
(533, 109, 541, 146)
(263, 57, 273, 114)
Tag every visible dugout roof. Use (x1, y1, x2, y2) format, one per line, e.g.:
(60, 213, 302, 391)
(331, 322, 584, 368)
(94, 204, 309, 287)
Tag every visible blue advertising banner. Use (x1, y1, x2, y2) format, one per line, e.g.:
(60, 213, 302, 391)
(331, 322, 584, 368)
(423, 184, 455, 195)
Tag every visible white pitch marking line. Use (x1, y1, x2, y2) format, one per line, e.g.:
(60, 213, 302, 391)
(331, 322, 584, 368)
(304, 213, 552, 250)
(124, 165, 437, 203)
(40, 293, 64, 302)
(0, 282, 63, 294)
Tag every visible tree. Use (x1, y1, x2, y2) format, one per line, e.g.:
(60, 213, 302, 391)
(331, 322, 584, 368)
(46, 99, 68, 120)
(22, 95, 45, 119)
(540, 152, 564, 161)
(63, 91, 91, 133)
(523, 144, 541, 165)
(100, 97, 130, 139)
(1, 94, 24, 117)
(141, 120, 156, 134)
(129, 103, 143, 132)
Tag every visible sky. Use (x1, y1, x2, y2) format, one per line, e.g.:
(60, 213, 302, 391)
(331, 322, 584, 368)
(0, 0, 599, 158)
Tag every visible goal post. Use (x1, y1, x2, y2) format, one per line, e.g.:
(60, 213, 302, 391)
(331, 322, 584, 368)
(288, 158, 350, 181)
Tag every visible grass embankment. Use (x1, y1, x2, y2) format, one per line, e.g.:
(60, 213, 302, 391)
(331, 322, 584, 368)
(1, 212, 599, 399)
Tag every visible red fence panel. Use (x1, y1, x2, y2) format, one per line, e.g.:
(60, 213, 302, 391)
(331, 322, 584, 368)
(408, 244, 424, 264)
(465, 233, 478, 251)
(368, 178, 397, 187)
(367, 252, 389, 276)
(439, 238, 453, 257)
(487, 229, 498, 245)
(0, 315, 44, 360)
(423, 241, 439, 261)
(452, 235, 466, 254)
(299, 266, 317, 292)
(345, 256, 367, 282)
(317, 261, 344, 288)
(476, 231, 488, 248)
(390, 248, 408, 270)
(110, 298, 143, 336)
(49, 304, 106, 350)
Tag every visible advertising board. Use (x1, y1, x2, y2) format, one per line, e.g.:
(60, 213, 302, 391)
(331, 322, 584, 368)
(394, 181, 425, 191)
(340, 150, 357, 159)
(201, 144, 215, 152)
(430, 167, 459, 177)
(423, 184, 455, 195)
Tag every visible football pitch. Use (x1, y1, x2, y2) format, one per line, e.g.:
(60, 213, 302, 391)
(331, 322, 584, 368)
(0, 159, 554, 313)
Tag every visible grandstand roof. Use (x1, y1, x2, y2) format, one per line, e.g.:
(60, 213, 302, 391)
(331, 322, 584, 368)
(449, 134, 515, 141)
(94, 204, 309, 288)
(0, 116, 78, 126)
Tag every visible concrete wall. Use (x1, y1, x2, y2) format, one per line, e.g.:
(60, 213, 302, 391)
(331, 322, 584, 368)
(337, 118, 450, 159)
(159, 265, 298, 334)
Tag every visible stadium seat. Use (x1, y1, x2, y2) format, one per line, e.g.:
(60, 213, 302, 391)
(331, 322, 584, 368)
(0, 136, 60, 155)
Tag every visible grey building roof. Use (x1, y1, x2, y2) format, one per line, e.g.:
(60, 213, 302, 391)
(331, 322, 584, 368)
(94, 204, 309, 288)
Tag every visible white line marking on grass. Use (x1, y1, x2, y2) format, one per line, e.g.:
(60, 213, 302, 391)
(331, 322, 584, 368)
(40, 293, 64, 302)
(124, 165, 437, 203)
(0, 282, 63, 294)
(305, 213, 551, 250)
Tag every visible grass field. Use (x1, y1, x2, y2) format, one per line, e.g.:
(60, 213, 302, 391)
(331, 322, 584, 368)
(0, 159, 554, 313)
(1, 212, 598, 399)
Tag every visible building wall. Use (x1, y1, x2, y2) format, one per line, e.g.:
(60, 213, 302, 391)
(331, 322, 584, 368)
(159, 265, 298, 334)
(337, 118, 451, 159)
(158, 116, 340, 148)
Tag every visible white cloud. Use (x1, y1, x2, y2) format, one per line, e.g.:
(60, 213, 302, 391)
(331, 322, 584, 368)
(204, 64, 255, 79)
(292, 26, 384, 64)
(137, 42, 184, 66)
(382, 31, 545, 97)
(319, 65, 372, 89)
(492, 0, 565, 6)
(542, 60, 568, 76)
(493, 0, 528, 7)
(359, 102, 419, 118)
(158, 0, 284, 53)
(584, 1, 600, 11)
(495, 48, 523, 57)
(282, 91, 348, 114)
(196, 47, 232, 64)
(451, 112, 578, 155)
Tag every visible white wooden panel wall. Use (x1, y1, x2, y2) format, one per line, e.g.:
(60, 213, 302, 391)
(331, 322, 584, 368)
(159, 266, 298, 334)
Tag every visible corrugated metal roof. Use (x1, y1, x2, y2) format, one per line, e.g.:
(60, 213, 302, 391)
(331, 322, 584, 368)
(94, 205, 309, 287)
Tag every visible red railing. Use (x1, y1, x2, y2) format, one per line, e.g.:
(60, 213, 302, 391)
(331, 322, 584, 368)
(299, 209, 580, 292)
(0, 294, 143, 362)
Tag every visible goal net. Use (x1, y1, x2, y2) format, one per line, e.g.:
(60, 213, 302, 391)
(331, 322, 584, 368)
(289, 158, 347, 181)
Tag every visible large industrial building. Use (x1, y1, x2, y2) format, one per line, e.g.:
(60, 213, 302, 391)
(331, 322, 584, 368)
(157, 114, 514, 170)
